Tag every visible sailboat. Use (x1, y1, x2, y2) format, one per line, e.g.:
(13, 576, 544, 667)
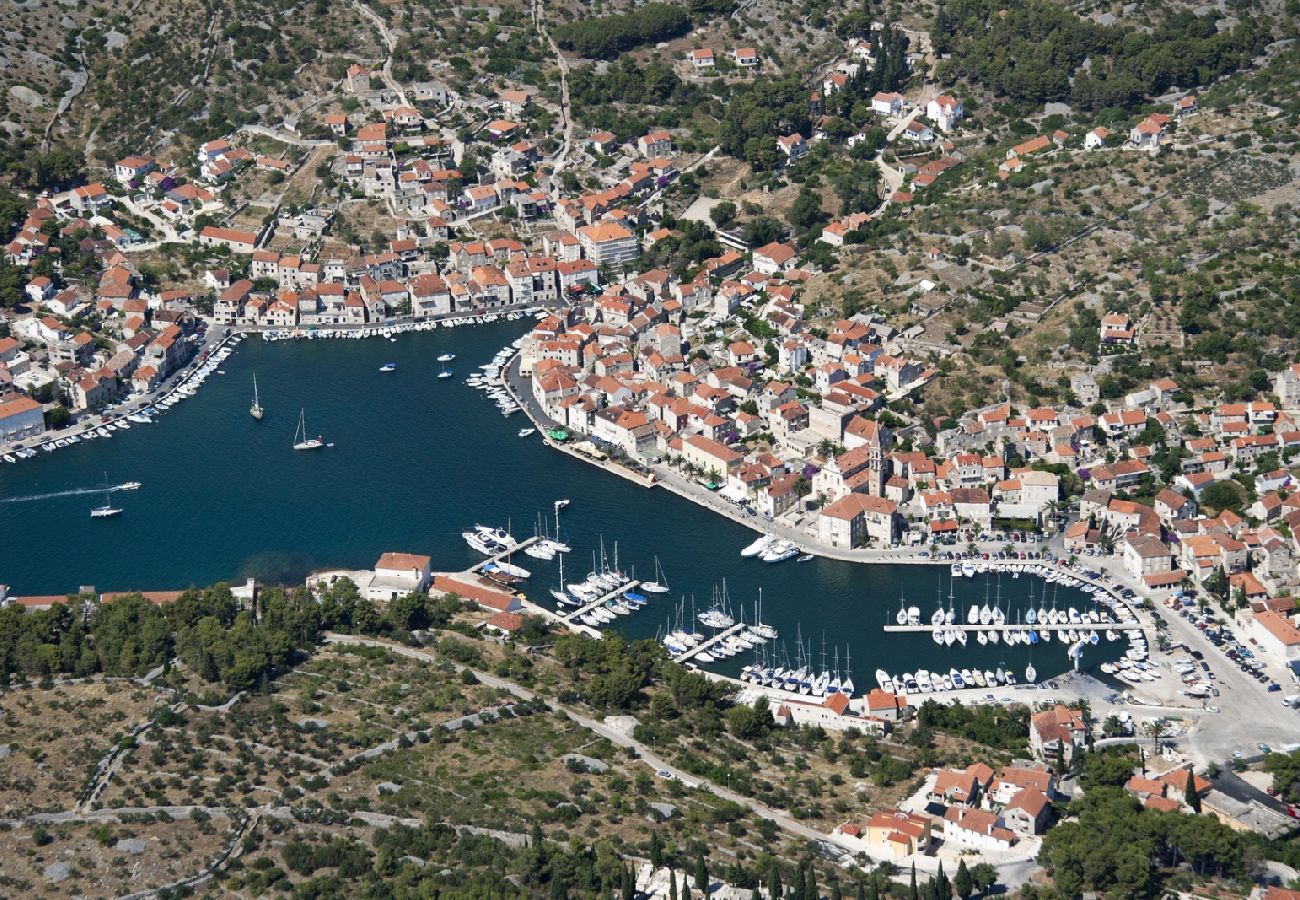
(293, 408, 325, 451)
(250, 373, 264, 420)
(550, 552, 579, 607)
(641, 556, 670, 593)
(90, 473, 122, 518)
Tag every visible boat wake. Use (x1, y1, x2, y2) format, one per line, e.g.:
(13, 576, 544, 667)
(1, 482, 140, 503)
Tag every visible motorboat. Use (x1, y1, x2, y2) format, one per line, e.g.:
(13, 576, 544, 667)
(379, 362, 397, 372)
(463, 531, 500, 555)
(741, 535, 776, 558)
(761, 540, 799, 563)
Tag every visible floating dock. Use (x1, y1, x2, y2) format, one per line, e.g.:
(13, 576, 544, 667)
(561, 580, 641, 622)
(883, 622, 1135, 633)
(473, 536, 541, 569)
(674, 622, 749, 663)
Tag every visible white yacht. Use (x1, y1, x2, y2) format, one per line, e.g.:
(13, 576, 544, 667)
(741, 534, 776, 558)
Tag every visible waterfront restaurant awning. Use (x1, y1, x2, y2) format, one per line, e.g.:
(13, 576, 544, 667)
(718, 483, 748, 503)
(929, 519, 958, 533)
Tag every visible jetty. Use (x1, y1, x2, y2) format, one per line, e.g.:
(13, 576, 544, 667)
(473, 536, 541, 569)
(883, 622, 1136, 634)
(561, 580, 641, 623)
(674, 622, 748, 663)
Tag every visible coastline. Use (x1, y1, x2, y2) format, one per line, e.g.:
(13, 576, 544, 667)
(3, 306, 546, 463)
(503, 352, 962, 569)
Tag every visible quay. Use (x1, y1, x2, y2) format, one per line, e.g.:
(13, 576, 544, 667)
(561, 580, 642, 623)
(674, 622, 749, 663)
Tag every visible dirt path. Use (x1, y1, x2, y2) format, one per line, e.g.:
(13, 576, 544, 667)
(351, 0, 409, 108)
(532, 0, 574, 195)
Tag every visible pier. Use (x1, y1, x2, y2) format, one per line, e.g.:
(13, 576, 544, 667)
(674, 622, 748, 663)
(883, 622, 1137, 633)
(561, 580, 641, 622)
(473, 536, 541, 570)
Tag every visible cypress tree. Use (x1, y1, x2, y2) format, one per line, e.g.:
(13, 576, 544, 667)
(908, 864, 918, 900)
(856, 880, 867, 900)
(694, 847, 709, 894)
(955, 859, 973, 900)
(768, 864, 783, 900)
(832, 878, 843, 900)
(670, 868, 678, 900)
(805, 864, 819, 900)
(867, 877, 878, 900)
(936, 860, 948, 899)
(650, 831, 663, 869)
(793, 864, 805, 900)
(1185, 768, 1201, 813)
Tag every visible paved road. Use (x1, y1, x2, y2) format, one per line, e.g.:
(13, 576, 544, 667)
(1065, 551, 1300, 766)
(238, 124, 336, 148)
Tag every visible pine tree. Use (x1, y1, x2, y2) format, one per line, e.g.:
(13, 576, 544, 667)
(694, 848, 709, 895)
(650, 831, 663, 869)
(955, 859, 973, 900)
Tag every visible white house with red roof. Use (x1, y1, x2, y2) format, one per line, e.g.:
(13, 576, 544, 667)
(925, 95, 963, 131)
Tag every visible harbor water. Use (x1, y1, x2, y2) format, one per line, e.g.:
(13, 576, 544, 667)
(0, 321, 1121, 683)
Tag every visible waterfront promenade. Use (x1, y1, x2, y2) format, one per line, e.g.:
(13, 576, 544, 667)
(503, 353, 1053, 568)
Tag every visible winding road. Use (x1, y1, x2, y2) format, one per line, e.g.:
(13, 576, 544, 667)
(350, 0, 409, 108)
(532, 0, 574, 195)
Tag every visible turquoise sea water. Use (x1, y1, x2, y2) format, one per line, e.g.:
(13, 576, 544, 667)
(0, 322, 1118, 683)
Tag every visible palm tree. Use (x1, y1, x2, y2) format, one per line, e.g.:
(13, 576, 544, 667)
(1043, 499, 1061, 532)
(1142, 718, 1169, 753)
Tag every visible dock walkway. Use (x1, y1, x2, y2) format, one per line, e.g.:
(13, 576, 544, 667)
(883, 622, 1134, 633)
(473, 536, 540, 570)
(675, 622, 747, 663)
(562, 581, 641, 623)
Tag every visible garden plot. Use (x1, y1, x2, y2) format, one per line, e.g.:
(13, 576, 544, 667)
(95, 646, 503, 810)
(0, 681, 169, 817)
(0, 815, 230, 898)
